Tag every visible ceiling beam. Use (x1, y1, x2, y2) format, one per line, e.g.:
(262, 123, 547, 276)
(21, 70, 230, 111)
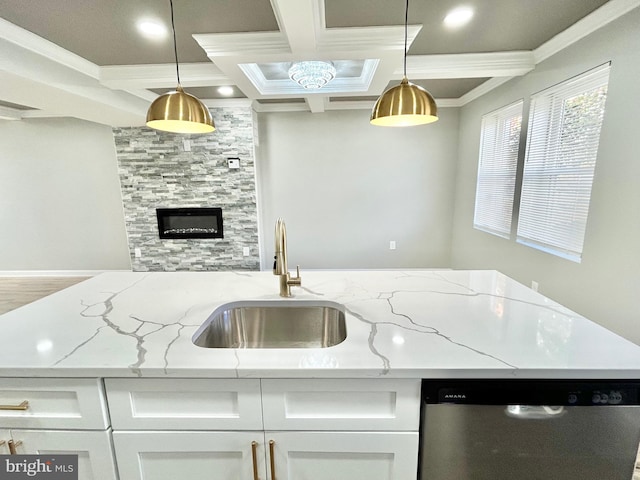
(270, 0, 319, 55)
(0, 105, 22, 121)
(0, 18, 99, 78)
(305, 96, 326, 113)
(0, 70, 147, 126)
(100, 63, 230, 89)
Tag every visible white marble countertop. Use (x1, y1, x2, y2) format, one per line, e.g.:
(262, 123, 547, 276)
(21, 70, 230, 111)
(0, 270, 639, 379)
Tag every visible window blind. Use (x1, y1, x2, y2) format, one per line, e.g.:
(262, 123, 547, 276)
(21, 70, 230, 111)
(473, 100, 523, 238)
(517, 64, 610, 262)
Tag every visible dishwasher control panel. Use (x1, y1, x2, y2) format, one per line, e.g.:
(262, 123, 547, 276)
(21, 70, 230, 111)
(422, 380, 640, 406)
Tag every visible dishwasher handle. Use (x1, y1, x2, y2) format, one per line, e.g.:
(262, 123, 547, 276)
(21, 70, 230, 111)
(505, 405, 566, 419)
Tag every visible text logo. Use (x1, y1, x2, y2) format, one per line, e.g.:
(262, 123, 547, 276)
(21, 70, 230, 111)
(0, 456, 77, 479)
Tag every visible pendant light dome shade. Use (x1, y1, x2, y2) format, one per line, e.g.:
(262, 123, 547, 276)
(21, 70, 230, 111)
(145, 0, 214, 134)
(370, 0, 438, 127)
(146, 85, 215, 134)
(370, 77, 438, 126)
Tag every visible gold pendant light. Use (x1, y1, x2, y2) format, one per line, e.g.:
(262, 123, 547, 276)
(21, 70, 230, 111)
(370, 0, 438, 127)
(146, 0, 215, 134)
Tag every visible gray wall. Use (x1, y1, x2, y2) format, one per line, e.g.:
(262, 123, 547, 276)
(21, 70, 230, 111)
(255, 108, 459, 270)
(113, 106, 260, 271)
(0, 118, 131, 271)
(450, 8, 640, 345)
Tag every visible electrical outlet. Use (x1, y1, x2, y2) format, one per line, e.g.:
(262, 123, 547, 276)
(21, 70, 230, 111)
(243, 247, 250, 256)
(182, 139, 191, 151)
(531, 280, 539, 292)
(389, 241, 396, 250)
(134, 248, 142, 258)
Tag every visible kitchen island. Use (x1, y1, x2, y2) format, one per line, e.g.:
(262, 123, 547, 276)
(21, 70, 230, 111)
(0, 269, 639, 378)
(0, 270, 639, 480)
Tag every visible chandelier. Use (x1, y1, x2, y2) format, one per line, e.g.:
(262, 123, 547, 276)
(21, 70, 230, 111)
(288, 61, 337, 89)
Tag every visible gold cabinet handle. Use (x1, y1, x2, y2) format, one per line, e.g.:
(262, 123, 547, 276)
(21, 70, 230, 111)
(8, 439, 22, 455)
(0, 400, 29, 411)
(251, 441, 260, 480)
(268, 440, 276, 480)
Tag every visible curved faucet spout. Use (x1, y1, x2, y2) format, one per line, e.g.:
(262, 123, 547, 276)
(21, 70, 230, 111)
(273, 218, 302, 297)
(274, 218, 288, 276)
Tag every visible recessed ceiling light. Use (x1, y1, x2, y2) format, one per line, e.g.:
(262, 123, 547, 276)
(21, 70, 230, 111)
(217, 86, 234, 96)
(443, 6, 474, 29)
(137, 20, 168, 40)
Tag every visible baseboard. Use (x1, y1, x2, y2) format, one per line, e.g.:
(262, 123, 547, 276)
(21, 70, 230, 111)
(0, 270, 132, 277)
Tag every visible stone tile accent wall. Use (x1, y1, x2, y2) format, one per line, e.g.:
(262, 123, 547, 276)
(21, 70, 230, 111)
(113, 106, 260, 271)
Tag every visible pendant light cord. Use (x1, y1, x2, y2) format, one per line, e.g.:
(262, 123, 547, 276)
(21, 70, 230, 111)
(403, 0, 409, 78)
(169, 0, 181, 85)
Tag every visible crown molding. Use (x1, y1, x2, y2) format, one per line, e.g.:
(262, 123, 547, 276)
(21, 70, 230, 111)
(403, 51, 535, 79)
(317, 25, 422, 54)
(326, 99, 373, 111)
(0, 18, 100, 79)
(252, 101, 310, 113)
(255, 96, 460, 113)
(534, 0, 640, 63)
(193, 32, 290, 57)
(202, 98, 253, 108)
(457, 77, 515, 106)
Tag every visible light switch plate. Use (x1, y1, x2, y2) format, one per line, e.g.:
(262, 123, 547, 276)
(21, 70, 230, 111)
(228, 157, 240, 169)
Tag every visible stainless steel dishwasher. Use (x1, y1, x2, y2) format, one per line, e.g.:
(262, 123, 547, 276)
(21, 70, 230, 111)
(420, 380, 640, 480)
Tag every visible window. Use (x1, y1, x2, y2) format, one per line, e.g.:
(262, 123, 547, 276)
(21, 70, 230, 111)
(473, 100, 523, 238)
(516, 64, 610, 262)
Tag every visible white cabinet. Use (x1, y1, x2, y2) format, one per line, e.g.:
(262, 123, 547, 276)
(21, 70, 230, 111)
(261, 378, 420, 431)
(105, 378, 262, 430)
(0, 378, 117, 480)
(113, 431, 266, 480)
(267, 431, 418, 480)
(0, 378, 109, 429)
(105, 378, 421, 480)
(9, 429, 118, 480)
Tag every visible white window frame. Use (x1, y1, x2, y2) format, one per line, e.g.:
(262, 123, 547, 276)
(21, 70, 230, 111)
(473, 100, 523, 239)
(516, 63, 610, 263)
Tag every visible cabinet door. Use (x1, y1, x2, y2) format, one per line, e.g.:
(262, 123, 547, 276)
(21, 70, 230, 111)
(113, 431, 266, 480)
(11, 429, 117, 480)
(266, 431, 418, 480)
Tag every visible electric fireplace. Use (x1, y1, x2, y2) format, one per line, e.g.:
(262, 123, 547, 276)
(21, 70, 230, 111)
(156, 207, 223, 239)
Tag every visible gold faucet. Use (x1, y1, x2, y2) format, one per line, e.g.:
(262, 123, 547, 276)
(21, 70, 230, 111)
(273, 218, 302, 297)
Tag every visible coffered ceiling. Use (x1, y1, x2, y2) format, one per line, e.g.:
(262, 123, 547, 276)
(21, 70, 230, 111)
(0, 0, 637, 126)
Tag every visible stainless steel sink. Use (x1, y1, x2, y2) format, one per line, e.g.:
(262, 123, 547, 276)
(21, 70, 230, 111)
(192, 300, 347, 349)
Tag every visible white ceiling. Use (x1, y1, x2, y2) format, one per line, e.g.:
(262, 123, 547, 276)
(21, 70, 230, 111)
(0, 0, 637, 126)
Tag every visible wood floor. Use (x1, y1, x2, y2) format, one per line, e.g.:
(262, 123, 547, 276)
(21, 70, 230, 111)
(0, 276, 89, 315)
